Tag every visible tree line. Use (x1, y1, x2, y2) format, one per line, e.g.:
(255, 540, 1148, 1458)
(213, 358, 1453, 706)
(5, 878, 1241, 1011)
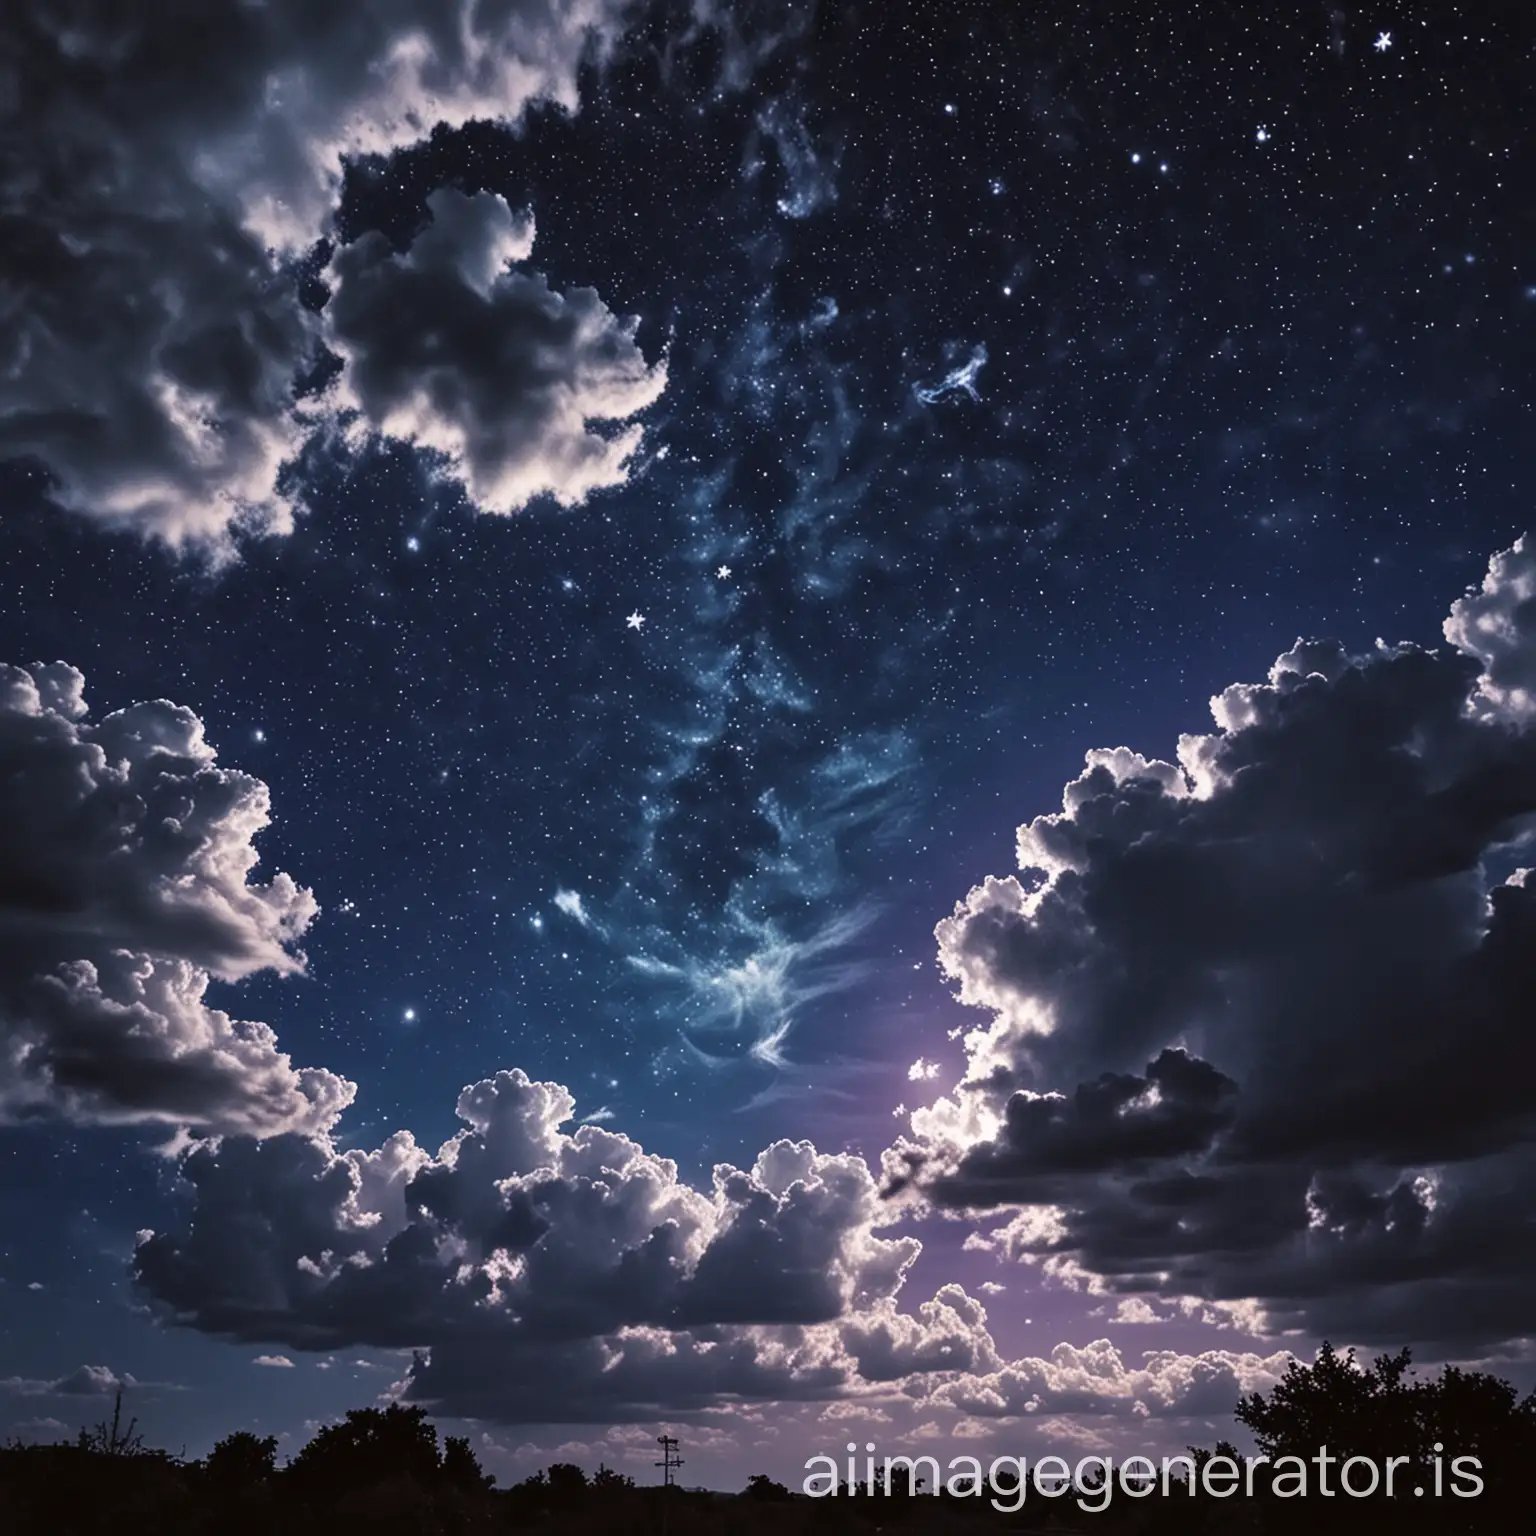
(1, 1343, 1532, 1532)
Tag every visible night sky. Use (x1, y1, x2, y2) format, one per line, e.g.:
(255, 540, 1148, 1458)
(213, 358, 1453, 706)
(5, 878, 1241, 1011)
(3, 0, 1535, 1490)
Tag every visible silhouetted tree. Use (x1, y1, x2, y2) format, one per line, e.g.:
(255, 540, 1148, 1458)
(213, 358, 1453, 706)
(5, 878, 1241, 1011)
(440, 1432, 494, 1492)
(882, 1462, 927, 1497)
(546, 1460, 589, 1501)
(1238, 1341, 1416, 1466)
(742, 1471, 792, 1500)
(1234, 1341, 1536, 1527)
(286, 1402, 442, 1496)
(76, 1390, 145, 1457)
(205, 1429, 278, 1488)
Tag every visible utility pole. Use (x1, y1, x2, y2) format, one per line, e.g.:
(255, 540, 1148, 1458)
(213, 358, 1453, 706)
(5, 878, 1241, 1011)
(655, 1434, 683, 1489)
(656, 1433, 683, 1536)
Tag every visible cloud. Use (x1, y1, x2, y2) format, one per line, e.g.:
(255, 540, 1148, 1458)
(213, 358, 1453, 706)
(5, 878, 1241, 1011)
(7, 1418, 68, 1442)
(838, 1284, 1002, 1382)
(252, 1355, 295, 1368)
(135, 1068, 917, 1341)
(127, 1033, 1333, 1423)
(1, 1, 645, 553)
(910, 1048, 1239, 1207)
(325, 190, 667, 514)
(48, 1365, 132, 1397)
(927, 1340, 1291, 1421)
(893, 536, 1536, 1353)
(1444, 532, 1536, 720)
(132, 1066, 931, 1418)
(402, 1325, 853, 1424)
(2, 1365, 133, 1397)
(132, 1058, 1292, 1425)
(0, 662, 354, 1135)
(1102, 1298, 1166, 1325)
(132, 1055, 1278, 1425)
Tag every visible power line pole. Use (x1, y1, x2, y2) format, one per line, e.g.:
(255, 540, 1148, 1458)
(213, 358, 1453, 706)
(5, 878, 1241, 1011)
(655, 1434, 683, 1489)
(656, 1434, 683, 1536)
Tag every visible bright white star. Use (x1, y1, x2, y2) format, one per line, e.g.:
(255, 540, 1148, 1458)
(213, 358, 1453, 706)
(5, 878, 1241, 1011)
(626, 611, 646, 630)
(252, 728, 265, 743)
(403, 1008, 416, 1023)
(1256, 126, 1270, 143)
(716, 565, 732, 580)
(405, 536, 420, 552)
(1375, 30, 1392, 51)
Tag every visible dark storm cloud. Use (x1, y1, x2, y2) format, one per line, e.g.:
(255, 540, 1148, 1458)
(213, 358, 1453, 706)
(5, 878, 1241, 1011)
(893, 537, 1536, 1353)
(326, 190, 667, 513)
(0, 662, 354, 1135)
(912, 1049, 1239, 1207)
(0, 1, 648, 552)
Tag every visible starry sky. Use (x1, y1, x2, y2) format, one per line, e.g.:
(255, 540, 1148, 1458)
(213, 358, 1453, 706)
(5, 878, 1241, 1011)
(2, 0, 1535, 1491)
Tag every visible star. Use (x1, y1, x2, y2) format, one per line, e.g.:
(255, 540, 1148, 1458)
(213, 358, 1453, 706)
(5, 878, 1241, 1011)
(626, 611, 646, 630)
(1256, 126, 1270, 143)
(1375, 30, 1392, 51)
(402, 1008, 416, 1023)
(716, 565, 732, 580)
(252, 728, 265, 743)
